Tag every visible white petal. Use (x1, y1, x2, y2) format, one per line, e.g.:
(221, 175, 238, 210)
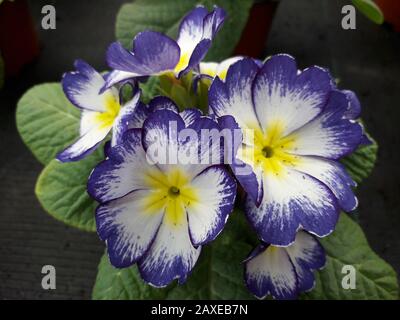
(186, 166, 236, 245)
(138, 210, 201, 287)
(245, 246, 298, 299)
(98, 189, 165, 267)
(57, 124, 111, 162)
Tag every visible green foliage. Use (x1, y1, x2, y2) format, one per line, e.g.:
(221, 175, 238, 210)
(35, 149, 104, 232)
(16, 83, 80, 165)
(139, 76, 161, 103)
(303, 214, 399, 300)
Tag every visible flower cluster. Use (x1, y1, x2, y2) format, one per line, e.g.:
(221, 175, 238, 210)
(57, 6, 366, 299)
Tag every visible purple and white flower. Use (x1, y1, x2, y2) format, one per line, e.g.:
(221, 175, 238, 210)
(245, 231, 325, 300)
(209, 55, 363, 246)
(57, 60, 143, 162)
(87, 103, 237, 287)
(103, 6, 226, 90)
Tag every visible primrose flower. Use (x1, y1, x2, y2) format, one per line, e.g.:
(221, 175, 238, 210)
(58, 60, 142, 162)
(103, 6, 226, 90)
(245, 231, 325, 300)
(87, 106, 237, 286)
(209, 55, 363, 246)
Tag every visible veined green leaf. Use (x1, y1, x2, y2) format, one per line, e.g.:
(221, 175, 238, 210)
(16, 83, 80, 165)
(302, 213, 398, 300)
(35, 149, 104, 232)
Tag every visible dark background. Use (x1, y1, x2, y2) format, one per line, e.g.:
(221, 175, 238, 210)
(0, 0, 399, 299)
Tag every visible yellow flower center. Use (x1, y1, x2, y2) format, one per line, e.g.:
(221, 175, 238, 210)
(95, 93, 121, 128)
(168, 186, 181, 197)
(261, 146, 274, 158)
(238, 120, 300, 178)
(142, 168, 198, 227)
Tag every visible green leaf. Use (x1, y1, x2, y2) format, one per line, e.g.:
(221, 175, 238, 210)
(93, 253, 171, 300)
(16, 83, 80, 165)
(35, 149, 104, 232)
(352, 0, 384, 24)
(115, 0, 253, 62)
(303, 213, 399, 300)
(92, 210, 255, 300)
(341, 140, 378, 184)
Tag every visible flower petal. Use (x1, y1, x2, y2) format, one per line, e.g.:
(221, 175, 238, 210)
(177, 6, 209, 49)
(199, 61, 219, 77)
(187, 165, 236, 246)
(287, 90, 363, 159)
(102, 70, 140, 92)
(87, 129, 150, 202)
(341, 90, 372, 145)
(253, 54, 333, 137)
(209, 58, 261, 130)
(177, 39, 211, 77)
(216, 56, 243, 78)
(104, 32, 180, 88)
(245, 244, 298, 300)
(148, 96, 179, 113)
(56, 124, 111, 162)
(286, 231, 326, 292)
(245, 167, 339, 246)
(138, 213, 201, 287)
(97, 189, 164, 268)
(175, 6, 209, 74)
(343, 90, 361, 119)
(181, 115, 224, 176)
(202, 6, 226, 40)
(295, 156, 358, 212)
(80, 110, 101, 136)
(62, 59, 117, 112)
(112, 90, 141, 146)
(217, 115, 263, 205)
(175, 5, 225, 76)
(180, 108, 202, 126)
(124, 101, 151, 130)
(142, 109, 185, 172)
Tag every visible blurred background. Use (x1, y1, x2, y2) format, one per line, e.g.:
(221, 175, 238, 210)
(0, 0, 399, 299)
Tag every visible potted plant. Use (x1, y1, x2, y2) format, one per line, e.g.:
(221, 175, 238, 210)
(15, 2, 398, 300)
